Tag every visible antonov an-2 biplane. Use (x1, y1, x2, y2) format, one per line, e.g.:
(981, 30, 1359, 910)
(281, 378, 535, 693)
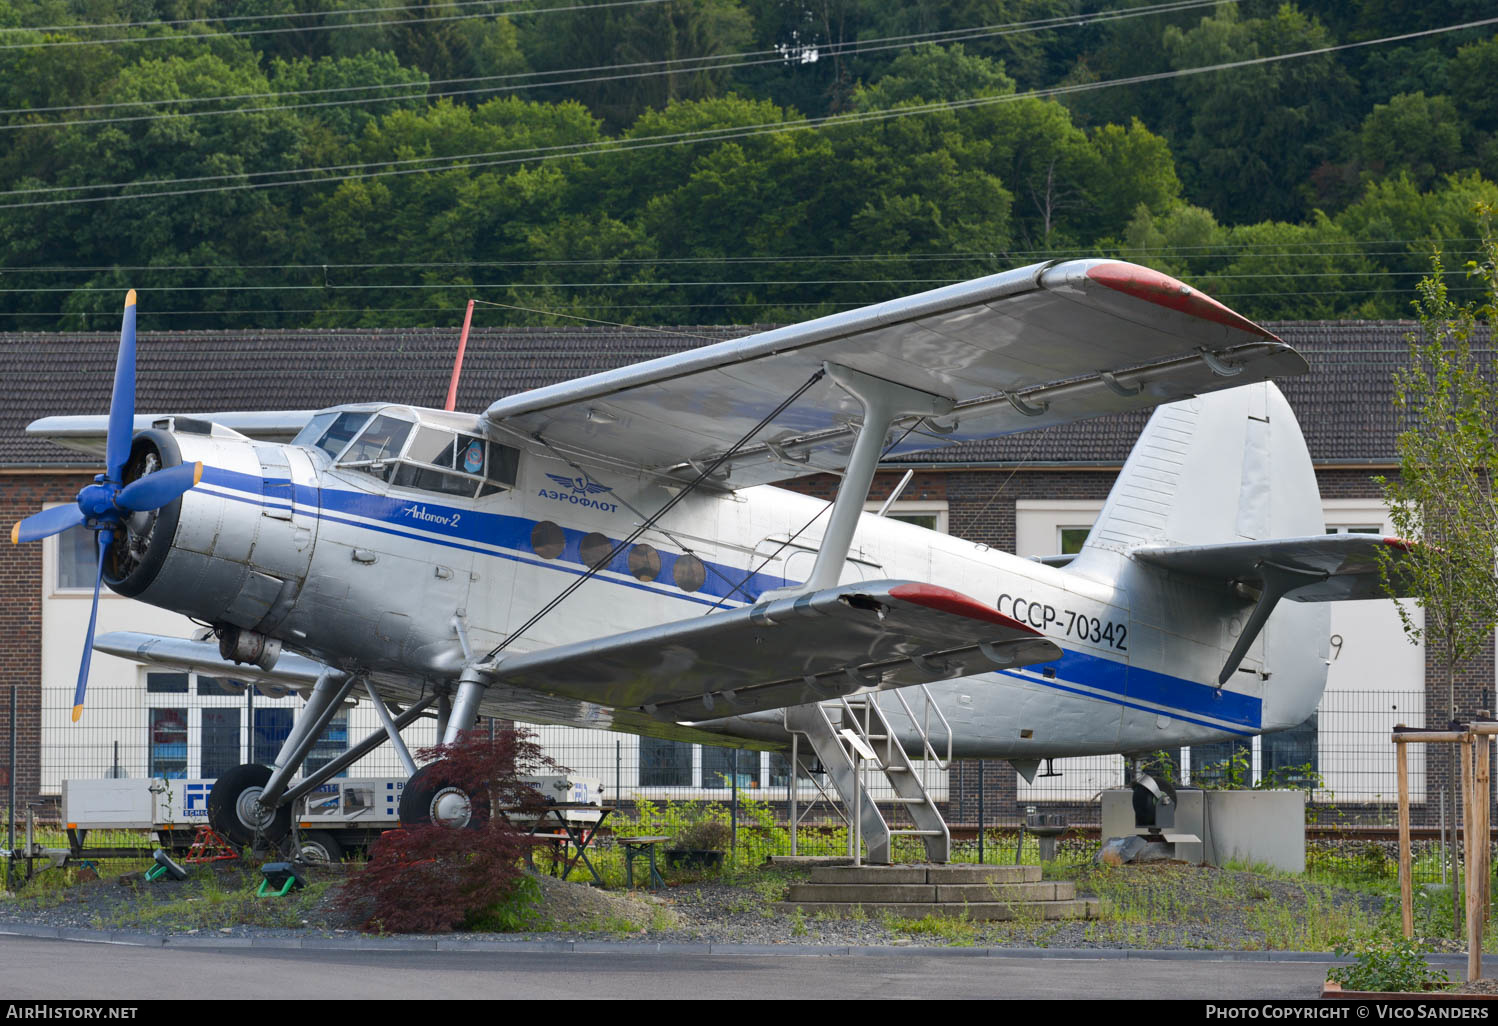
(13, 260, 1414, 862)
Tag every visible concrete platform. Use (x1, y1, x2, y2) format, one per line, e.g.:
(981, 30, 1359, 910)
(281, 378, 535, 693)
(764, 855, 856, 869)
(783, 863, 1095, 922)
(807, 864, 1042, 885)
(773, 899, 1101, 921)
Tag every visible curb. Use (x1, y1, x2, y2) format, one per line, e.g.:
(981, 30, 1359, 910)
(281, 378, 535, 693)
(0, 921, 1384, 961)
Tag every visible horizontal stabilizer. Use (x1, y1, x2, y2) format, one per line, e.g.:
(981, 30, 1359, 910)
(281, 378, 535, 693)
(1131, 534, 1416, 601)
(494, 580, 1062, 722)
(94, 631, 333, 696)
(1132, 535, 1415, 684)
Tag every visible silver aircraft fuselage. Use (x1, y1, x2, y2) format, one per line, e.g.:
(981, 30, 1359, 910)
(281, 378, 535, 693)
(111, 389, 1328, 761)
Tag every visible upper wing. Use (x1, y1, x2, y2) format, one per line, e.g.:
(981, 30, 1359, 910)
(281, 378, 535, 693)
(27, 411, 317, 458)
(1131, 534, 1417, 601)
(485, 260, 1307, 487)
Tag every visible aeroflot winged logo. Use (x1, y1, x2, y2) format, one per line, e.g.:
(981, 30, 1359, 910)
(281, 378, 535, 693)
(540, 473, 619, 512)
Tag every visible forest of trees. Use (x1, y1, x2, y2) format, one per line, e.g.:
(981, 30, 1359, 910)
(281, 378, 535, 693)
(1, 0, 1495, 330)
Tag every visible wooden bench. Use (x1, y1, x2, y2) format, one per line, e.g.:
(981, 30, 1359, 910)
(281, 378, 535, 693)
(617, 835, 672, 890)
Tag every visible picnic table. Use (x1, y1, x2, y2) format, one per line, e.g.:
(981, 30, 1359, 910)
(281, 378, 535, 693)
(504, 803, 615, 887)
(617, 835, 671, 890)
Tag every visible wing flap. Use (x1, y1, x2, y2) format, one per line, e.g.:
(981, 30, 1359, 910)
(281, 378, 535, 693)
(484, 260, 1306, 487)
(1132, 534, 1416, 601)
(493, 580, 1062, 722)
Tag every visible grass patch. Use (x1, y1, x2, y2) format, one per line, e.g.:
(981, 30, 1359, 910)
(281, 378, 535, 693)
(884, 911, 979, 947)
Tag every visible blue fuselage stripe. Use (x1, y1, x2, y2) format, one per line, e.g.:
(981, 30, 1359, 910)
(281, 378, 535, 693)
(999, 646, 1261, 734)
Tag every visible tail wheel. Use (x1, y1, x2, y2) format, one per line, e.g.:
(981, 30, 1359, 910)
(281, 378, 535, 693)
(208, 763, 291, 847)
(398, 761, 491, 829)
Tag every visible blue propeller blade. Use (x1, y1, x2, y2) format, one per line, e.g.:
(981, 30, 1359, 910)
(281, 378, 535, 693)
(115, 461, 202, 513)
(10, 504, 87, 544)
(105, 291, 137, 484)
(72, 530, 111, 723)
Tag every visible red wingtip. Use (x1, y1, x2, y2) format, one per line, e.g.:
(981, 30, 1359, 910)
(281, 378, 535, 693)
(1383, 536, 1415, 551)
(889, 583, 1042, 634)
(1085, 262, 1279, 342)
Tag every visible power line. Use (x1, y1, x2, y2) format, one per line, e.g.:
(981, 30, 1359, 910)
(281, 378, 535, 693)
(0, 268, 1470, 295)
(0, 0, 1229, 130)
(4, 13, 1494, 210)
(0, 0, 672, 50)
(17, 0, 549, 34)
(0, 238, 1487, 273)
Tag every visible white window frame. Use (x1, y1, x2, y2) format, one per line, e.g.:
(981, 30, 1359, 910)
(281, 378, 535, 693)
(864, 499, 949, 534)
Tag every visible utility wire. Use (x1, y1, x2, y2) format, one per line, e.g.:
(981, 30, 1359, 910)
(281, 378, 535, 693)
(0, 268, 1465, 295)
(5, 13, 1494, 211)
(0, 237, 1488, 273)
(17, 0, 553, 34)
(0, 0, 673, 50)
(0, 0, 1228, 128)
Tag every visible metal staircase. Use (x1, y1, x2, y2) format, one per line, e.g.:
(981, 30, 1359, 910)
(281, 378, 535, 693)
(783, 686, 951, 864)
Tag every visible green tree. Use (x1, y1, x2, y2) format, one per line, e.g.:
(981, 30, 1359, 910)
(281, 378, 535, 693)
(1377, 218, 1498, 723)
(1359, 92, 1465, 189)
(1162, 3, 1358, 224)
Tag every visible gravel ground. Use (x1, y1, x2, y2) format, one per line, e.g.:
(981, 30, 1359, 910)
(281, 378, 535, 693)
(0, 858, 1400, 951)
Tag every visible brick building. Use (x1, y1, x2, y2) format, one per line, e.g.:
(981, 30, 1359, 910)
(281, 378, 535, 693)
(0, 321, 1489, 824)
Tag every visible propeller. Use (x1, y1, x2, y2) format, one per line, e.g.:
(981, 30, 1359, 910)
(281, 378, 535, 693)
(9, 291, 203, 722)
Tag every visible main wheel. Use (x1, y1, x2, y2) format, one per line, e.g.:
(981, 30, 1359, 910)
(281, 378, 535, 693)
(208, 763, 291, 847)
(398, 762, 491, 829)
(298, 831, 344, 865)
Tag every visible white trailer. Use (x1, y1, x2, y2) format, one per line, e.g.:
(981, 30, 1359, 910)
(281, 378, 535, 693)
(61, 773, 605, 862)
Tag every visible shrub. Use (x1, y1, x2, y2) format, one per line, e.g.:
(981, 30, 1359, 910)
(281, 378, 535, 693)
(336, 727, 559, 933)
(674, 819, 733, 851)
(1329, 928, 1450, 992)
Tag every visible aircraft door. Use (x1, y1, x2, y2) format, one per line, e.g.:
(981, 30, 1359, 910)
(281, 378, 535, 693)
(241, 444, 320, 633)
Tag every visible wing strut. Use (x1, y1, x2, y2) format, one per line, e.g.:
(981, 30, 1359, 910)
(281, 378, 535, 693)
(765, 364, 951, 600)
(1218, 560, 1327, 685)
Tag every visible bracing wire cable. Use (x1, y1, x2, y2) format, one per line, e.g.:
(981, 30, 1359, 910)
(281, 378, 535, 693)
(480, 367, 827, 660)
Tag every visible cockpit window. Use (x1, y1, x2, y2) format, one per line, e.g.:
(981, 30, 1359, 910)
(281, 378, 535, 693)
(341, 414, 414, 466)
(406, 426, 458, 469)
(310, 410, 521, 500)
(309, 411, 371, 460)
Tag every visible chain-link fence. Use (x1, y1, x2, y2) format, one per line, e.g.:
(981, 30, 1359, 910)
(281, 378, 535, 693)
(6, 683, 1443, 827)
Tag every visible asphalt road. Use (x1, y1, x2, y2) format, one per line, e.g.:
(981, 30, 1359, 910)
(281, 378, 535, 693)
(0, 936, 1339, 1000)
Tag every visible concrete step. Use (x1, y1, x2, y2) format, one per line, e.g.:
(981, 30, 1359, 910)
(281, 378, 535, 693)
(925, 865, 1043, 884)
(786, 883, 937, 903)
(808, 864, 1041, 886)
(786, 880, 1073, 904)
(774, 898, 1100, 922)
(934, 882, 1075, 902)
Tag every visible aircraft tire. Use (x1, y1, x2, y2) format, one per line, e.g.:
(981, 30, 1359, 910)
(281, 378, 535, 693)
(298, 831, 343, 864)
(398, 762, 491, 829)
(207, 763, 292, 847)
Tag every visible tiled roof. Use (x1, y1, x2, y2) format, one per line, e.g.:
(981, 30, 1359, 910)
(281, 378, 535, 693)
(0, 321, 1460, 467)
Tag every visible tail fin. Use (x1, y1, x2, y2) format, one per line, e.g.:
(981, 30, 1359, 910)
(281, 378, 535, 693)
(1074, 381, 1322, 562)
(1069, 381, 1330, 732)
